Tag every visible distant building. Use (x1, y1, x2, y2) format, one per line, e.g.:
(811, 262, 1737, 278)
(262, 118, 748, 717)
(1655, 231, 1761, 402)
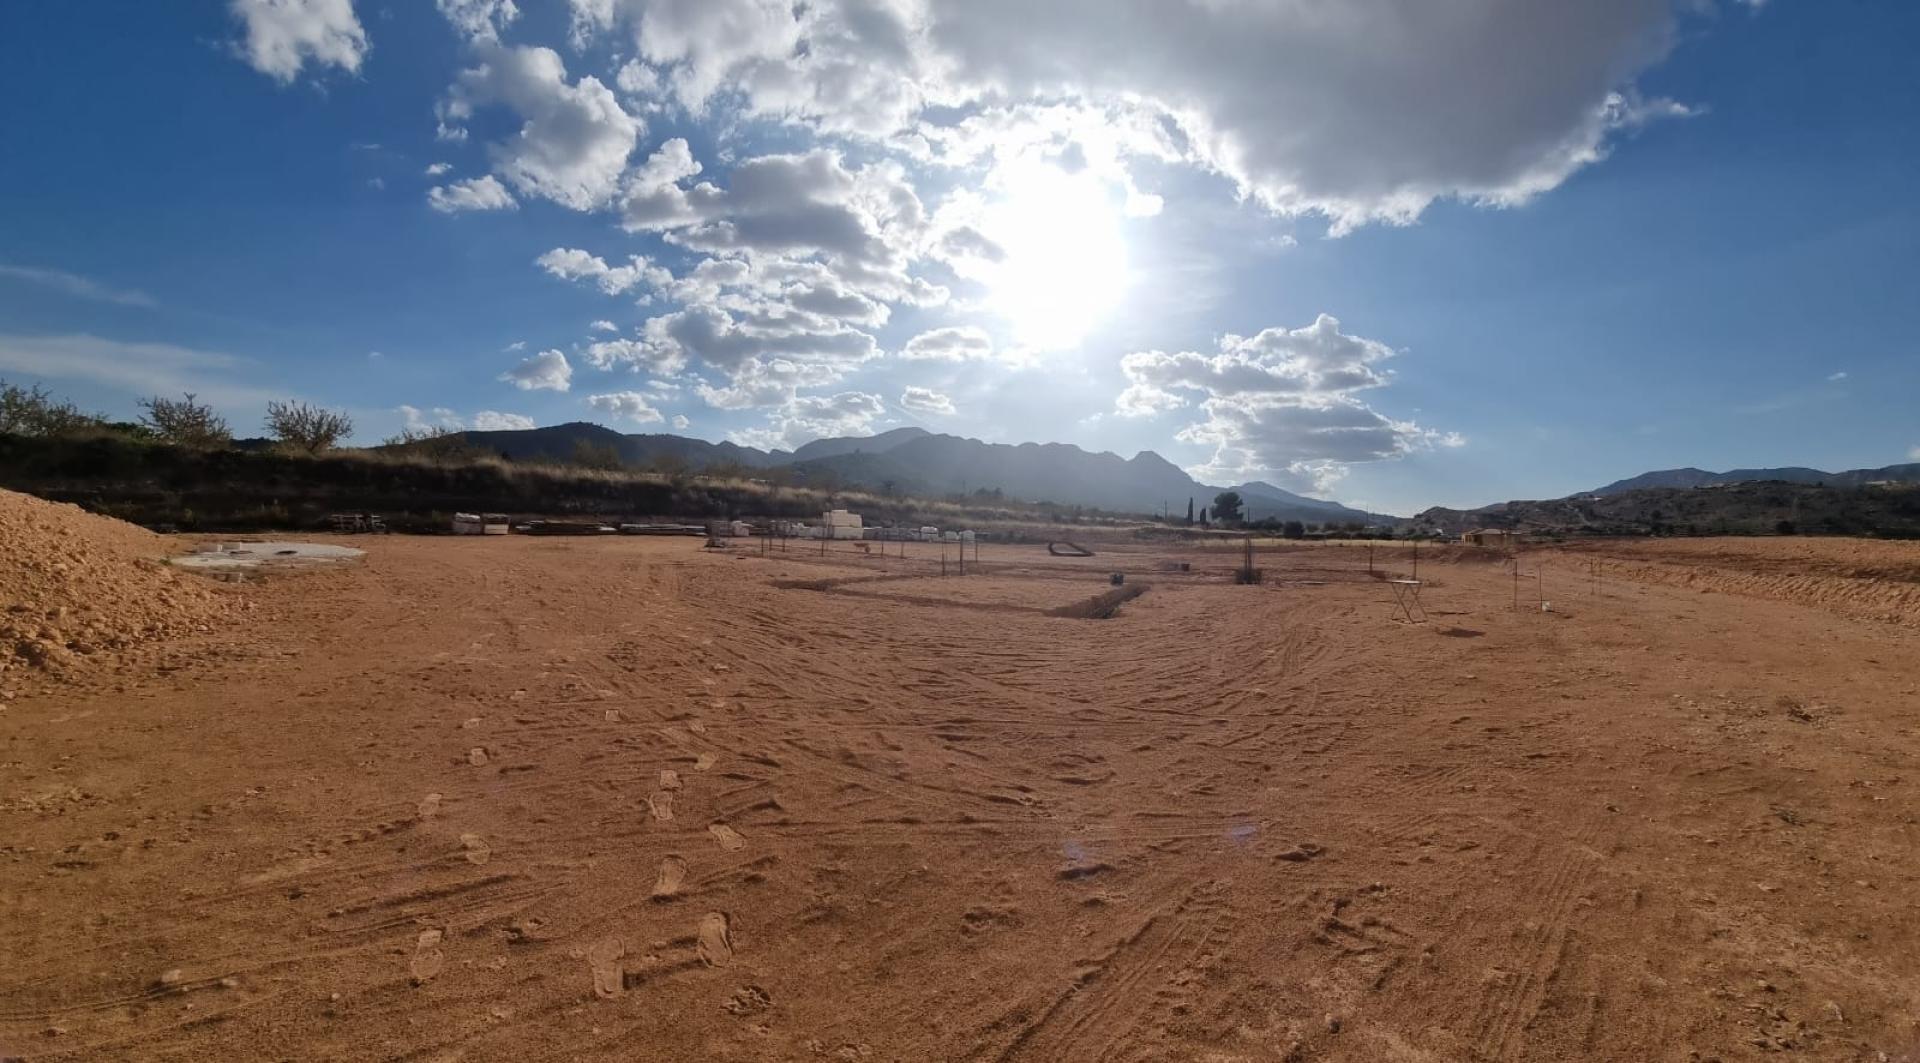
(822, 509, 864, 539)
(1463, 528, 1519, 548)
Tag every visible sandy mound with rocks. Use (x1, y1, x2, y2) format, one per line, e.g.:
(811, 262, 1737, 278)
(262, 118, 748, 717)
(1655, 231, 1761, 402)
(1, 488, 233, 676)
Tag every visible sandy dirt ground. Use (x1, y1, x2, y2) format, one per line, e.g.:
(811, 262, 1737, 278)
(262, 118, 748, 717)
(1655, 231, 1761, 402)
(4, 535, 1919, 1061)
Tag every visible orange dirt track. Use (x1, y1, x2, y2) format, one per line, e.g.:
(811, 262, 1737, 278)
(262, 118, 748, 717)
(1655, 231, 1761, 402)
(4, 535, 1919, 1061)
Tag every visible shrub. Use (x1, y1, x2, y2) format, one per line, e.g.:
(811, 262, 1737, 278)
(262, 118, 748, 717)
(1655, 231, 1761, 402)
(0, 379, 107, 437)
(265, 400, 353, 455)
(139, 392, 231, 449)
(383, 425, 492, 465)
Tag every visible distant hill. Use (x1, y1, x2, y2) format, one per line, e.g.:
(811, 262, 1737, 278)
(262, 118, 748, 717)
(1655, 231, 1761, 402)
(409, 423, 1395, 522)
(1416, 480, 1920, 538)
(1593, 463, 1920, 496)
(782, 433, 1392, 523)
(788, 426, 929, 463)
(455, 422, 789, 469)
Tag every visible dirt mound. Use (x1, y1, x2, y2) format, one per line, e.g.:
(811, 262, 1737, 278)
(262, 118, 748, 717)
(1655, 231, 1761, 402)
(1, 488, 233, 676)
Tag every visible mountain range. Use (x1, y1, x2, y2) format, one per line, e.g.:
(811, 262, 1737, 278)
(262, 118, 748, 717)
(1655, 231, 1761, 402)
(1590, 463, 1920, 495)
(1416, 462, 1920, 536)
(440, 422, 1394, 524)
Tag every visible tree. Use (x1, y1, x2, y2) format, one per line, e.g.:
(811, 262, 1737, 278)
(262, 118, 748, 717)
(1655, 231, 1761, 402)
(1211, 490, 1244, 524)
(139, 393, 230, 449)
(0, 379, 107, 437)
(383, 424, 489, 464)
(265, 400, 353, 455)
(1282, 519, 1306, 540)
(1186, 497, 1194, 526)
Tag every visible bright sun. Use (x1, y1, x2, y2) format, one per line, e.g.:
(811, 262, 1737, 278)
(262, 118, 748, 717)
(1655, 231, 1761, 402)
(981, 164, 1130, 352)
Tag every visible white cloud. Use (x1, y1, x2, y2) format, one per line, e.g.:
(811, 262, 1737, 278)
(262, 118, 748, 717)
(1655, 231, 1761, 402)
(900, 325, 992, 362)
(586, 390, 665, 424)
(437, 45, 641, 211)
(1909, 445, 1920, 462)
(436, 0, 519, 44)
(400, 405, 535, 431)
(899, 385, 955, 416)
(500, 348, 572, 391)
(0, 265, 157, 308)
(228, 0, 368, 85)
(424, 161, 453, 177)
(641, 304, 877, 378)
(428, 174, 518, 213)
(535, 247, 663, 295)
(1828, 371, 1849, 382)
(471, 410, 536, 430)
(729, 390, 884, 450)
(0, 333, 279, 410)
(1117, 314, 1455, 488)
(578, 338, 683, 375)
(571, 0, 1711, 234)
(695, 357, 842, 410)
(589, 319, 618, 332)
(671, 414, 691, 430)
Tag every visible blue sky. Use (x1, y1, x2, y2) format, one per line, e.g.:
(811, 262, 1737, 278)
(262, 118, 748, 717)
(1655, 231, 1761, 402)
(1, 1, 1914, 515)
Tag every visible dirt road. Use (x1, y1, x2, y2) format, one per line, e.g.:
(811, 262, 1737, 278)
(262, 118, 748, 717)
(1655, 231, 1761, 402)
(3, 536, 1918, 1060)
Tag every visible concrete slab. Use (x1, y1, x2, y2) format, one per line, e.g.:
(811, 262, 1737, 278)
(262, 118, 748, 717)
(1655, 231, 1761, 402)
(172, 541, 365, 570)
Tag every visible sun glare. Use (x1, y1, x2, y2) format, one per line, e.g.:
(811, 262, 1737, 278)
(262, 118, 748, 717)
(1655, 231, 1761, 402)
(982, 165, 1131, 352)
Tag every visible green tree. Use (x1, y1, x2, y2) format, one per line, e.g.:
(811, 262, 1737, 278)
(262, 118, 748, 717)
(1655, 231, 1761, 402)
(1282, 520, 1306, 539)
(1211, 490, 1244, 523)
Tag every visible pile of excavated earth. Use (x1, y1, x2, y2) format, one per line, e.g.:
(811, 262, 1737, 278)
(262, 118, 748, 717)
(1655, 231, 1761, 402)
(0, 487, 232, 677)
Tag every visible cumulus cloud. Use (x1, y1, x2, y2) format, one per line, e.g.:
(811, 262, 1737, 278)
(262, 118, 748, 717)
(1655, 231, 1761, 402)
(580, 337, 686, 375)
(500, 348, 571, 391)
(534, 247, 664, 294)
(589, 319, 618, 332)
(228, 0, 368, 84)
(437, 45, 641, 210)
(899, 385, 955, 415)
(672, 414, 690, 430)
(638, 303, 877, 377)
(436, 0, 518, 44)
(424, 161, 453, 177)
(586, 389, 666, 424)
(622, 146, 925, 293)
(730, 390, 885, 450)
(472, 410, 536, 430)
(694, 357, 844, 410)
(401, 405, 536, 431)
(428, 174, 518, 213)
(900, 325, 992, 362)
(568, 0, 1707, 233)
(1118, 314, 1456, 490)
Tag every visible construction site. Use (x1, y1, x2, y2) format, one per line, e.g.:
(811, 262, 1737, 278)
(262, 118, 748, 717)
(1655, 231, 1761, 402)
(4, 486, 1920, 1061)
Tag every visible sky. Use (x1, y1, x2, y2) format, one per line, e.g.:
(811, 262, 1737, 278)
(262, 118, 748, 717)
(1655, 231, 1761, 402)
(1, 1, 1915, 515)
